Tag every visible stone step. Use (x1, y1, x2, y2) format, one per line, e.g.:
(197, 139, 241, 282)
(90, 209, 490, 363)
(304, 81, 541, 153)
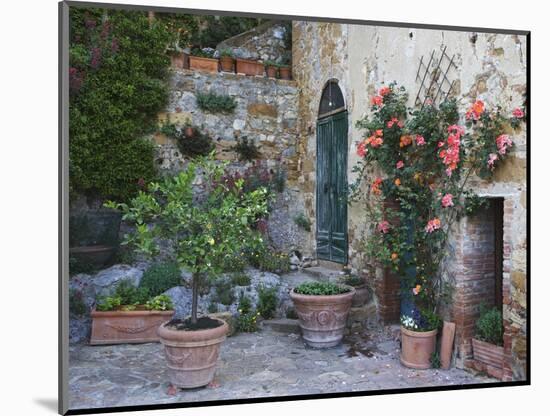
(302, 266, 346, 281)
(261, 318, 301, 334)
(278, 271, 318, 288)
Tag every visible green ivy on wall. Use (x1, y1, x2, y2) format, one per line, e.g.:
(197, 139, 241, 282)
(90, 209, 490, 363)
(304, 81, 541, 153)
(69, 8, 174, 202)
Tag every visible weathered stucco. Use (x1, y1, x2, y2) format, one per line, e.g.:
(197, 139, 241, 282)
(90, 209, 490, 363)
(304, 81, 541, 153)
(292, 21, 527, 380)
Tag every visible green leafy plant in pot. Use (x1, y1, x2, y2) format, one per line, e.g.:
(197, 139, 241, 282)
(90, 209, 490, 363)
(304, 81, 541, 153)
(290, 281, 355, 348)
(105, 155, 268, 388)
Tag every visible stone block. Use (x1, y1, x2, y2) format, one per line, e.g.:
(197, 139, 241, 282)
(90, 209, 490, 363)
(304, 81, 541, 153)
(261, 318, 301, 334)
(157, 111, 192, 126)
(248, 103, 278, 118)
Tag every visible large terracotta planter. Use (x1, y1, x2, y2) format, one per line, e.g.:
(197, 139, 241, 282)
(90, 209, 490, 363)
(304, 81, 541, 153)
(189, 56, 219, 73)
(235, 58, 264, 76)
(290, 287, 355, 348)
(219, 56, 234, 72)
(351, 284, 370, 307)
(158, 318, 228, 389)
(472, 338, 504, 369)
(90, 309, 174, 345)
(279, 66, 291, 80)
(70, 245, 116, 269)
(400, 326, 438, 369)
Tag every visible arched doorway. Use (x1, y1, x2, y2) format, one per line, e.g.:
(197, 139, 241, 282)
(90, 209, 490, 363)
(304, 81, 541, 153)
(316, 80, 348, 264)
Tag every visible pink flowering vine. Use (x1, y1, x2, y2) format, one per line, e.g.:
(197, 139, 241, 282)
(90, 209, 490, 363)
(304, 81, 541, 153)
(425, 218, 441, 233)
(487, 153, 498, 169)
(396, 160, 404, 169)
(377, 220, 390, 234)
(415, 135, 426, 146)
(496, 134, 513, 155)
(441, 193, 454, 208)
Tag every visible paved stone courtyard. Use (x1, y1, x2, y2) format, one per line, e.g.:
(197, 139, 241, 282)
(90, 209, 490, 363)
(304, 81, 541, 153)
(68, 325, 496, 410)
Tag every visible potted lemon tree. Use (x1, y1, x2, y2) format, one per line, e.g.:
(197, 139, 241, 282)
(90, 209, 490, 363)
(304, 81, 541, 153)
(106, 155, 268, 389)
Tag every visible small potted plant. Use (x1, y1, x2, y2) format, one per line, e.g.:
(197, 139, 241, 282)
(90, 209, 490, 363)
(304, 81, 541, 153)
(400, 307, 442, 369)
(106, 156, 268, 389)
(235, 57, 264, 76)
(290, 281, 355, 348)
(189, 48, 219, 73)
(90, 281, 174, 345)
(264, 60, 278, 78)
(472, 304, 504, 369)
(339, 274, 370, 307)
(219, 49, 235, 73)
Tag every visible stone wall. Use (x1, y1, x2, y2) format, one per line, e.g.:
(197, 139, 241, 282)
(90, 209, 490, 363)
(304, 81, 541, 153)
(153, 67, 311, 254)
(292, 22, 527, 379)
(217, 21, 291, 63)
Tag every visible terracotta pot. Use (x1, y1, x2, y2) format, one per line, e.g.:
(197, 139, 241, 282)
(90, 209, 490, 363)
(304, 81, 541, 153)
(290, 287, 355, 348)
(169, 52, 189, 70)
(90, 309, 174, 345)
(279, 66, 291, 80)
(69, 245, 116, 269)
(265, 65, 277, 78)
(235, 58, 264, 76)
(400, 326, 438, 369)
(351, 284, 370, 307)
(472, 338, 504, 369)
(158, 318, 228, 389)
(219, 56, 234, 72)
(189, 55, 219, 73)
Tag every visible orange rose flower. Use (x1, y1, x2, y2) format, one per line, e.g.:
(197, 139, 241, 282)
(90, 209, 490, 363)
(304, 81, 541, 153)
(394, 178, 401, 186)
(399, 135, 413, 148)
(391, 253, 399, 261)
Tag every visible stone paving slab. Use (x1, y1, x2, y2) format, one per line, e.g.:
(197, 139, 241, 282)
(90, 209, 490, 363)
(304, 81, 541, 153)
(68, 326, 496, 410)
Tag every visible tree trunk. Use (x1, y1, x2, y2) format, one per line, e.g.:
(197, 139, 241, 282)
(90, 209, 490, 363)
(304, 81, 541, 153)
(191, 272, 199, 324)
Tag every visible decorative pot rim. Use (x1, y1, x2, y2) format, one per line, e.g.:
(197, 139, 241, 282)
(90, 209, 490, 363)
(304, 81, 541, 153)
(290, 286, 356, 303)
(158, 317, 228, 340)
(400, 326, 438, 337)
(189, 55, 218, 62)
(235, 58, 263, 64)
(472, 337, 504, 350)
(91, 308, 174, 317)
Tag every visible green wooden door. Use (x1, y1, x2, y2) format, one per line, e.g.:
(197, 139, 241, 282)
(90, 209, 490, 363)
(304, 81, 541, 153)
(316, 111, 348, 264)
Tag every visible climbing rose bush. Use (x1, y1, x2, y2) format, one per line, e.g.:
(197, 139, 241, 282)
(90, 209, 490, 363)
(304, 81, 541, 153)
(350, 82, 525, 322)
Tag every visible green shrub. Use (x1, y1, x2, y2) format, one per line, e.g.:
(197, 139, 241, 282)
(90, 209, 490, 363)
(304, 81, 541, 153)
(236, 311, 260, 333)
(214, 279, 236, 306)
(238, 293, 252, 314)
(196, 92, 237, 113)
(294, 282, 350, 296)
(69, 289, 87, 316)
(340, 274, 365, 287)
(69, 8, 173, 202)
(190, 47, 215, 58)
(475, 304, 503, 345)
(207, 302, 218, 313)
(231, 272, 251, 287)
(139, 261, 182, 297)
(219, 48, 234, 58)
(96, 280, 150, 311)
(69, 256, 97, 276)
(160, 122, 214, 158)
(145, 294, 173, 311)
(293, 213, 311, 232)
(257, 286, 278, 319)
(232, 137, 261, 161)
(249, 248, 291, 274)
